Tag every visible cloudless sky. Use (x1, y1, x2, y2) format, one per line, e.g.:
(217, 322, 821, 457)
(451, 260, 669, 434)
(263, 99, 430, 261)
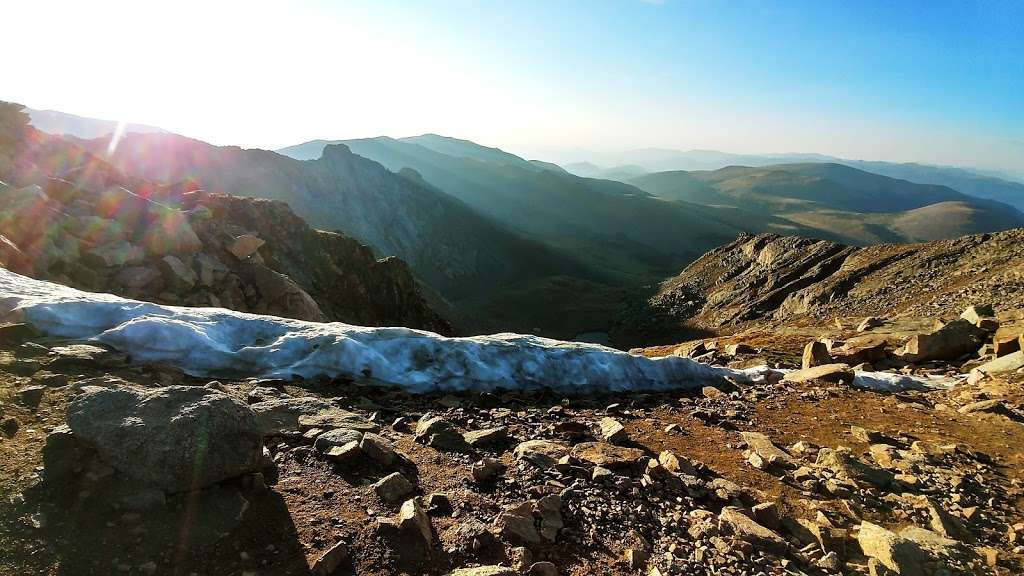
(6, 0, 1023, 172)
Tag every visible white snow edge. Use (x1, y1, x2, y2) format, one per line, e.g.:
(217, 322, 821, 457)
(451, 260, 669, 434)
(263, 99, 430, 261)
(0, 269, 951, 393)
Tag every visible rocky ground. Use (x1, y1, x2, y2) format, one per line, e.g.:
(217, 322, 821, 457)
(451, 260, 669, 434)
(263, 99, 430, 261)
(642, 231, 1024, 343)
(1, 305, 1022, 576)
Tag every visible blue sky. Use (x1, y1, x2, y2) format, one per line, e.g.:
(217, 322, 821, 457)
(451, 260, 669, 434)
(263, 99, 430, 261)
(6, 0, 1023, 172)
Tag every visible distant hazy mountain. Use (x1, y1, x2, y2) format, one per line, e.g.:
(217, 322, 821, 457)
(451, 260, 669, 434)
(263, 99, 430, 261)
(82, 133, 588, 310)
(835, 161, 1024, 211)
(27, 108, 167, 139)
(630, 163, 1024, 244)
(563, 162, 649, 181)
(570, 148, 1024, 210)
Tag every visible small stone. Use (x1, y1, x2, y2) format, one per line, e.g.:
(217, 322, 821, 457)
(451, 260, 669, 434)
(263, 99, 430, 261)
(17, 385, 46, 409)
(816, 447, 893, 488)
(472, 457, 507, 482)
(513, 440, 569, 470)
(802, 340, 832, 369)
(739, 431, 795, 469)
(374, 472, 415, 504)
(415, 416, 469, 452)
(1, 417, 19, 437)
(312, 540, 348, 575)
(463, 426, 508, 448)
(324, 441, 361, 465)
(957, 399, 1008, 415)
(993, 334, 1021, 357)
(858, 521, 928, 576)
(424, 493, 453, 516)
(850, 425, 885, 443)
(718, 506, 787, 553)
(625, 548, 650, 569)
(359, 432, 397, 466)
(396, 497, 433, 545)
(314, 428, 363, 455)
(658, 450, 698, 475)
(817, 551, 841, 571)
(570, 442, 644, 468)
(500, 502, 540, 544)
(529, 561, 558, 576)
(701, 386, 726, 398)
(158, 254, 197, 291)
(445, 567, 516, 576)
(783, 363, 854, 385)
(751, 502, 780, 530)
(536, 494, 563, 542)
(598, 417, 628, 443)
(725, 343, 755, 355)
(509, 547, 533, 571)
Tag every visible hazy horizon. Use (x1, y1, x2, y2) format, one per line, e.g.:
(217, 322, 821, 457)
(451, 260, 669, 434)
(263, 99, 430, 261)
(7, 0, 1022, 174)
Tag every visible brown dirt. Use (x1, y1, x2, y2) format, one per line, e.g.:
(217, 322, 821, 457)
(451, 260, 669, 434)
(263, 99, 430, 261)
(2, 336, 1023, 576)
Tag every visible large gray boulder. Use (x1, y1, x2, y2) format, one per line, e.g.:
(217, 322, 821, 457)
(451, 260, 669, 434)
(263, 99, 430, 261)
(66, 385, 263, 492)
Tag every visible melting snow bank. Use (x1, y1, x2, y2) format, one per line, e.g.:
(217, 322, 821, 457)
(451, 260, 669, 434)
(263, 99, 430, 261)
(0, 269, 953, 393)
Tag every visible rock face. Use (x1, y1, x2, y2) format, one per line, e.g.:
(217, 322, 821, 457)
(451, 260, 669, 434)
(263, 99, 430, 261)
(648, 231, 1024, 331)
(65, 385, 263, 492)
(0, 150, 451, 334)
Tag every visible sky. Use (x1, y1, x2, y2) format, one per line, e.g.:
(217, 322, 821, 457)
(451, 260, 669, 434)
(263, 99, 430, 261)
(5, 0, 1023, 173)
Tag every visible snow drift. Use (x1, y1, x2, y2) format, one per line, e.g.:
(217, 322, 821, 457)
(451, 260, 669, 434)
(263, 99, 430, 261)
(0, 269, 948, 393)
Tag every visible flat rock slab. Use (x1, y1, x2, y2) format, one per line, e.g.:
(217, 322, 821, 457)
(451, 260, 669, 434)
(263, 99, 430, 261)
(718, 506, 787, 554)
(739, 431, 795, 468)
(858, 521, 929, 576)
(783, 363, 854, 385)
(463, 426, 508, 448)
(816, 448, 893, 488)
(314, 428, 364, 454)
(570, 442, 645, 468)
(513, 440, 569, 469)
(299, 409, 379, 433)
(971, 350, 1024, 379)
(250, 397, 333, 435)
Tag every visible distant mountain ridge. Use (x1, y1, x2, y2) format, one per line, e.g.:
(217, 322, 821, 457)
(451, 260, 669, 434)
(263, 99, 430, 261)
(277, 134, 807, 281)
(565, 148, 1024, 210)
(27, 108, 168, 140)
(628, 163, 1024, 244)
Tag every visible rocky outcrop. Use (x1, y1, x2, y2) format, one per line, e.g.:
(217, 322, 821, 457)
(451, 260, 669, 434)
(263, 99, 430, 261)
(649, 231, 1024, 330)
(0, 176, 451, 333)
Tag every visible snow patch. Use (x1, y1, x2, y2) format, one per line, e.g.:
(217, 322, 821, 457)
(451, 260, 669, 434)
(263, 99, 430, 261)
(0, 269, 951, 393)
